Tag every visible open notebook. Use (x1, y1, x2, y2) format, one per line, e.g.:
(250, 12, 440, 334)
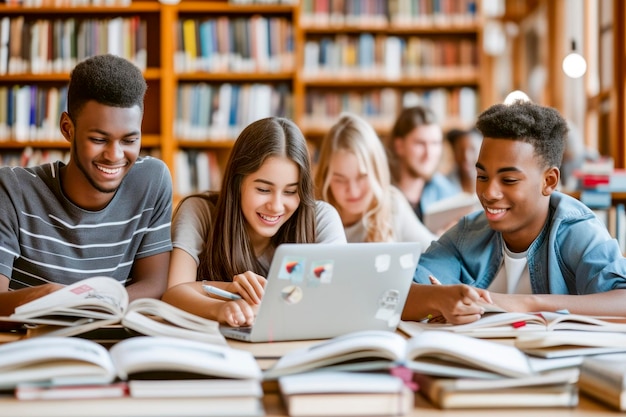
(219, 242, 422, 342)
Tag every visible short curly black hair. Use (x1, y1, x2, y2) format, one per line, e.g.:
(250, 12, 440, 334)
(475, 100, 568, 169)
(67, 54, 147, 122)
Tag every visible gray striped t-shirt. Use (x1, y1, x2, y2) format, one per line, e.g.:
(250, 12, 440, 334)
(0, 157, 173, 289)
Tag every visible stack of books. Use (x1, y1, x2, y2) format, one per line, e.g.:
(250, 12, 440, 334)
(0, 335, 264, 417)
(263, 329, 580, 411)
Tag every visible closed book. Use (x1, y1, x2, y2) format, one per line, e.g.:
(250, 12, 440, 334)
(279, 371, 413, 416)
(15, 382, 128, 400)
(515, 330, 626, 358)
(579, 353, 626, 411)
(0, 395, 264, 417)
(415, 371, 578, 409)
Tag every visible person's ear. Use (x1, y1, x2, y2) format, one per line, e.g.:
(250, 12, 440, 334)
(542, 166, 560, 196)
(59, 112, 74, 143)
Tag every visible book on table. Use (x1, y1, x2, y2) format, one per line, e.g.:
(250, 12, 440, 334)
(262, 329, 579, 381)
(414, 368, 579, 409)
(399, 309, 626, 338)
(514, 330, 626, 358)
(0, 335, 264, 417)
(578, 352, 626, 411)
(278, 371, 414, 417)
(0, 276, 226, 345)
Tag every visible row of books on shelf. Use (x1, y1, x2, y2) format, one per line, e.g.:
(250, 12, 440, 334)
(301, 0, 477, 27)
(3, 0, 130, 7)
(229, 0, 296, 4)
(0, 148, 161, 168)
(175, 149, 222, 196)
(0, 85, 66, 142)
(0, 148, 69, 167)
(175, 82, 292, 141)
(302, 35, 477, 80)
(0, 16, 148, 76)
(176, 16, 294, 74)
(303, 87, 478, 131)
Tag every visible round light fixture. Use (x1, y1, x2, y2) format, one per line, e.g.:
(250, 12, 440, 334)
(562, 40, 587, 79)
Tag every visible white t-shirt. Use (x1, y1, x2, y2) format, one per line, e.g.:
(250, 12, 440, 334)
(342, 186, 436, 249)
(172, 197, 347, 268)
(488, 242, 532, 294)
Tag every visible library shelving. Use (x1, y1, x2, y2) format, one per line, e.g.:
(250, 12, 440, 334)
(0, 0, 491, 201)
(296, 0, 481, 141)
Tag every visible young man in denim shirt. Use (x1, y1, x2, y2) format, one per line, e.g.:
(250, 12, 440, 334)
(402, 101, 626, 324)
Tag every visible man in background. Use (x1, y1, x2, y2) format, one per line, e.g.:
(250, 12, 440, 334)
(387, 105, 459, 225)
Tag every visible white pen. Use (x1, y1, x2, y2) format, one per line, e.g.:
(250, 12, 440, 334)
(202, 284, 242, 300)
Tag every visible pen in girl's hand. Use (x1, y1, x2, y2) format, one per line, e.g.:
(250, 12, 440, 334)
(429, 275, 442, 285)
(202, 284, 242, 300)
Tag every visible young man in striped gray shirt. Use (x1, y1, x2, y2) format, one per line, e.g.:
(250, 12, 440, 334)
(0, 54, 173, 315)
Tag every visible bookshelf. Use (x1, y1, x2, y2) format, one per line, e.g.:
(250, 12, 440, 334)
(296, 0, 481, 141)
(0, 0, 490, 201)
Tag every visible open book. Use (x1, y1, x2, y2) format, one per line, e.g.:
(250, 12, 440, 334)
(399, 310, 626, 339)
(0, 335, 262, 389)
(1, 276, 225, 345)
(263, 329, 572, 381)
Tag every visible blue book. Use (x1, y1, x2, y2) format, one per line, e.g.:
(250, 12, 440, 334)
(358, 33, 374, 71)
(580, 190, 612, 209)
(198, 19, 213, 69)
(228, 84, 240, 134)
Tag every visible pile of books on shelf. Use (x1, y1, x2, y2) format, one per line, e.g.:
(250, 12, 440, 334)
(573, 157, 626, 251)
(575, 157, 626, 206)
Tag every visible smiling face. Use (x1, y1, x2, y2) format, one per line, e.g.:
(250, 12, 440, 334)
(60, 100, 142, 210)
(394, 124, 443, 180)
(475, 138, 559, 252)
(327, 149, 373, 226)
(240, 156, 301, 253)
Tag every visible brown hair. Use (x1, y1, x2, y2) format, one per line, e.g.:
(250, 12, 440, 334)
(196, 117, 316, 281)
(387, 106, 438, 182)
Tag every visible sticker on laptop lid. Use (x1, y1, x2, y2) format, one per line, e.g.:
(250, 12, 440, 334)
(376, 289, 401, 327)
(375, 254, 391, 272)
(399, 253, 417, 269)
(307, 260, 334, 285)
(281, 285, 303, 304)
(278, 257, 305, 282)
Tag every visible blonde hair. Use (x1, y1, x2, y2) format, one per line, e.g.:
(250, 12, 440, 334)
(315, 113, 394, 242)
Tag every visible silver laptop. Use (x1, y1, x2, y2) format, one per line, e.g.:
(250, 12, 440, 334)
(219, 242, 421, 342)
